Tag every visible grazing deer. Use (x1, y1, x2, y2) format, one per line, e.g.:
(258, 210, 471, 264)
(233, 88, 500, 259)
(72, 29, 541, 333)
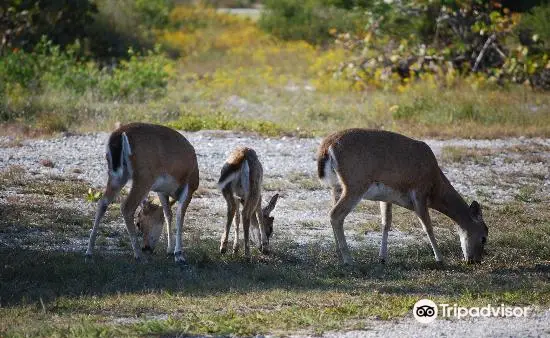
(136, 198, 175, 254)
(317, 129, 488, 265)
(86, 122, 199, 263)
(217, 147, 279, 258)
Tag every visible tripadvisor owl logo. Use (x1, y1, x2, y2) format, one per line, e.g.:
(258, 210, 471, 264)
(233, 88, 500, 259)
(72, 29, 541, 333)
(413, 299, 438, 324)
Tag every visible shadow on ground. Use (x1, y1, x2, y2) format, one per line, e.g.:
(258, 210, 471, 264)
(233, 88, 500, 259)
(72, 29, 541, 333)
(1, 235, 548, 308)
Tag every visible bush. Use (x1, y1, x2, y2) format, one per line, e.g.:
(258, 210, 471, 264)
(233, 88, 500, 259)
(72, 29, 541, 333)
(259, 0, 368, 44)
(85, 0, 174, 59)
(98, 46, 173, 101)
(517, 3, 550, 49)
(0, 0, 97, 54)
(1, 0, 174, 60)
(0, 38, 173, 121)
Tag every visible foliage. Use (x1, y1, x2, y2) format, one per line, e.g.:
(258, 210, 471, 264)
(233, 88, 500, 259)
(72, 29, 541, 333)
(259, 0, 369, 44)
(324, 0, 550, 91)
(168, 111, 285, 136)
(0, 0, 174, 60)
(98, 45, 173, 101)
(86, 188, 103, 202)
(159, 5, 271, 57)
(0, 37, 173, 121)
(0, 0, 98, 54)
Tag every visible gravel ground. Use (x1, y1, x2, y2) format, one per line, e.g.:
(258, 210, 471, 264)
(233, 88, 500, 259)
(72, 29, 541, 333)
(1, 130, 549, 337)
(319, 309, 550, 338)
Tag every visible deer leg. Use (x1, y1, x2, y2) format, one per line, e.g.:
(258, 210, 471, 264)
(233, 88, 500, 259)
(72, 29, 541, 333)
(220, 189, 236, 254)
(86, 187, 119, 257)
(331, 185, 342, 206)
(330, 189, 362, 265)
(255, 198, 269, 254)
(412, 192, 443, 263)
(121, 181, 152, 262)
(330, 186, 343, 256)
(232, 198, 241, 254)
(252, 210, 262, 248)
(158, 193, 173, 254)
(174, 184, 192, 264)
(379, 202, 392, 263)
(241, 204, 256, 260)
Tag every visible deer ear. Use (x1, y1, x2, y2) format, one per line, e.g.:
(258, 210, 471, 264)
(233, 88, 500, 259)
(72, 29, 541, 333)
(469, 200, 482, 220)
(263, 193, 279, 216)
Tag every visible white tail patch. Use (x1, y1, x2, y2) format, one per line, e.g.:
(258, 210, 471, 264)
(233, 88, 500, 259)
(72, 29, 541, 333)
(107, 132, 133, 180)
(217, 160, 250, 198)
(217, 171, 240, 190)
(121, 132, 133, 177)
(321, 146, 340, 187)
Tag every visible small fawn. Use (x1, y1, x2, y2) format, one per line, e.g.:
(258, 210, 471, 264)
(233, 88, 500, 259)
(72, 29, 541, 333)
(218, 147, 279, 258)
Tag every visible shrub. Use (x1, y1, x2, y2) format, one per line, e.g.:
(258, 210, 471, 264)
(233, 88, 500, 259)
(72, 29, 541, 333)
(259, 0, 367, 44)
(0, 0, 98, 54)
(0, 38, 173, 121)
(98, 46, 174, 101)
(517, 3, 550, 49)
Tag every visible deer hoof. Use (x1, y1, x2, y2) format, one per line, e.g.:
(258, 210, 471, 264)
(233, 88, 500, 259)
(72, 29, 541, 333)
(174, 251, 186, 264)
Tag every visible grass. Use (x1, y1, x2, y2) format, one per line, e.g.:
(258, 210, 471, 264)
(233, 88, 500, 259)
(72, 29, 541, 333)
(3, 6, 550, 139)
(1, 165, 550, 336)
(2, 4, 550, 337)
(441, 146, 495, 164)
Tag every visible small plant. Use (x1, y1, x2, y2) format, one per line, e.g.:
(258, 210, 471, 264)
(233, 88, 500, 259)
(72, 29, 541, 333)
(86, 188, 102, 203)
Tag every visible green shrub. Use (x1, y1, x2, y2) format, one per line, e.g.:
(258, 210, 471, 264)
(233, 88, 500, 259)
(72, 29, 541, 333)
(34, 39, 100, 94)
(168, 112, 285, 136)
(0, 0, 98, 54)
(0, 38, 173, 121)
(259, 0, 367, 44)
(518, 3, 550, 48)
(98, 46, 173, 101)
(0, 49, 37, 89)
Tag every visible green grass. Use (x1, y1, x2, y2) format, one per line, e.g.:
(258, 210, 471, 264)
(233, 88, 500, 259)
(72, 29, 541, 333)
(1, 170, 550, 336)
(166, 111, 291, 137)
(440, 146, 495, 164)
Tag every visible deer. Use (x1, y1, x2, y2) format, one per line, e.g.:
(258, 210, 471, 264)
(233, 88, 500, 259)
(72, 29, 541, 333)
(135, 197, 176, 254)
(85, 122, 199, 264)
(217, 146, 279, 259)
(317, 128, 488, 265)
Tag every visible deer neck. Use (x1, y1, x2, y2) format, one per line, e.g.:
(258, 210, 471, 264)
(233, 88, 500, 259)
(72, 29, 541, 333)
(430, 175, 472, 229)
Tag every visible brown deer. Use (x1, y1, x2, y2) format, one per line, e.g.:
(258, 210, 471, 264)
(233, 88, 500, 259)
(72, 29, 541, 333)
(135, 198, 175, 254)
(86, 122, 199, 264)
(218, 147, 279, 258)
(317, 129, 488, 265)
